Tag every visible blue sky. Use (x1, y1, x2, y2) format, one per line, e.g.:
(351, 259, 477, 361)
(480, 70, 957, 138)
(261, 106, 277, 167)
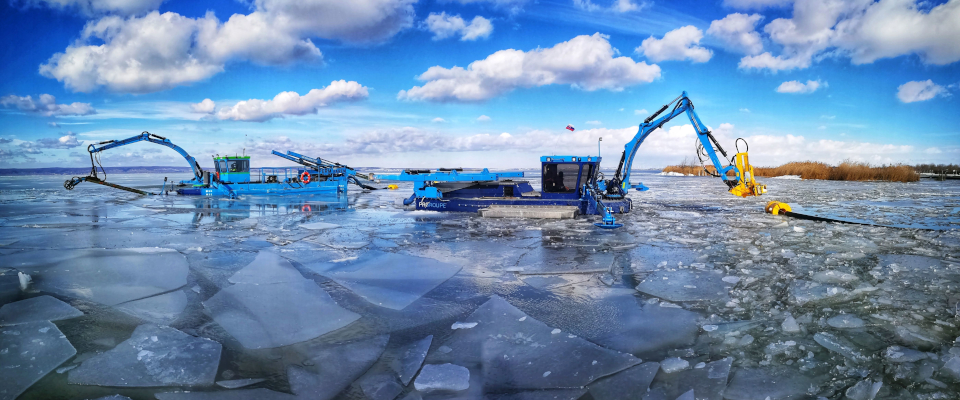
(1, 0, 958, 169)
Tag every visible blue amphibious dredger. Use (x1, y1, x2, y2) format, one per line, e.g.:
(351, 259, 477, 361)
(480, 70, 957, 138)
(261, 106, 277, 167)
(377, 92, 766, 228)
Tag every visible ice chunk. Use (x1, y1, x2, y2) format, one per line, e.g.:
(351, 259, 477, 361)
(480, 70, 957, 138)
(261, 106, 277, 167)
(845, 379, 881, 400)
(649, 357, 732, 400)
(788, 280, 849, 305)
(0, 295, 83, 325)
(451, 322, 477, 330)
(18, 272, 31, 291)
(300, 222, 340, 230)
(414, 363, 470, 393)
(485, 389, 588, 400)
(115, 291, 187, 325)
(427, 296, 640, 390)
(675, 390, 694, 400)
(588, 362, 659, 400)
(813, 332, 869, 362)
(826, 314, 864, 329)
(660, 357, 689, 373)
(9, 248, 188, 306)
(228, 251, 306, 284)
(781, 315, 801, 333)
(942, 356, 960, 381)
(155, 388, 295, 400)
(883, 345, 926, 363)
(216, 378, 265, 389)
(723, 367, 825, 400)
(359, 374, 403, 400)
(590, 296, 700, 359)
(516, 246, 615, 275)
(68, 324, 221, 387)
(812, 270, 858, 284)
(391, 335, 432, 385)
(311, 251, 461, 310)
(203, 278, 359, 349)
(635, 269, 730, 303)
(287, 335, 389, 400)
(0, 321, 77, 400)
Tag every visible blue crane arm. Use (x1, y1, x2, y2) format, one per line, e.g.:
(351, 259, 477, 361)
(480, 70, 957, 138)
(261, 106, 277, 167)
(89, 131, 204, 182)
(611, 91, 735, 194)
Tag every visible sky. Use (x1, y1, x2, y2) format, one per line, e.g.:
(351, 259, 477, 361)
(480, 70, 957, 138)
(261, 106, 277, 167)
(0, 0, 958, 170)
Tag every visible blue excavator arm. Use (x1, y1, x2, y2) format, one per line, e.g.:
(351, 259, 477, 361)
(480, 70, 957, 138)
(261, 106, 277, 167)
(87, 131, 205, 184)
(606, 91, 764, 198)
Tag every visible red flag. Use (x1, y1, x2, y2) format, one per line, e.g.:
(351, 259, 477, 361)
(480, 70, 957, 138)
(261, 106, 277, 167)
(565, 125, 575, 131)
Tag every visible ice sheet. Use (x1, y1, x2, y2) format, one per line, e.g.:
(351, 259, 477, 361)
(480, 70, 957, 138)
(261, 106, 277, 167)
(428, 296, 640, 390)
(68, 324, 221, 387)
(6, 248, 188, 306)
(635, 269, 731, 303)
(0, 320, 77, 400)
(228, 250, 306, 284)
(723, 367, 826, 400)
(155, 388, 295, 400)
(310, 251, 462, 310)
(287, 334, 389, 400)
(0, 295, 83, 325)
(115, 290, 187, 325)
(588, 362, 660, 400)
(391, 335, 433, 385)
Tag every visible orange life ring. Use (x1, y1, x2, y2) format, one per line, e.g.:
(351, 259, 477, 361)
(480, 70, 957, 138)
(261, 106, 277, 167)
(300, 171, 311, 184)
(302, 204, 312, 212)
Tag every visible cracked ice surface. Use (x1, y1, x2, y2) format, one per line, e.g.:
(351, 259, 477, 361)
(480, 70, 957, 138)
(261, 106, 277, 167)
(68, 324, 221, 387)
(0, 295, 82, 325)
(0, 321, 76, 400)
(1, 173, 959, 399)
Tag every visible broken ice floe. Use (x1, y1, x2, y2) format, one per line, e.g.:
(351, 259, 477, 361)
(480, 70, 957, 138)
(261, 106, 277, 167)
(309, 251, 461, 310)
(0, 321, 76, 400)
(427, 296, 640, 390)
(216, 378, 266, 389)
(588, 362, 659, 400)
(723, 366, 826, 400)
(68, 324, 221, 387)
(359, 374, 404, 400)
(300, 222, 340, 231)
(391, 335, 433, 385)
(155, 388, 295, 400)
(115, 290, 187, 325)
(648, 357, 732, 400)
(635, 269, 731, 303)
(414, 363, 470, 392)
(7, 248, 188, 306)
(203, 251, 359, 349)
(0, 295, 83, 325)
(287, 334, 389, 400)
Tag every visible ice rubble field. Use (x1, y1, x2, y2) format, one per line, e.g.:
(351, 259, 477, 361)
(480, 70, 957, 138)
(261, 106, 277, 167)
(0, 172, 958, 400)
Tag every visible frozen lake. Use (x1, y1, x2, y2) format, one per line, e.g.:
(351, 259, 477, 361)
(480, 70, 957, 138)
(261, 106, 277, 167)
(1, 172, 959, 400)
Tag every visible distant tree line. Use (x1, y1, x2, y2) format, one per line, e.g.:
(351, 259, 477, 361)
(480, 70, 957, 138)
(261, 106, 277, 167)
(913, 164, 960, 175)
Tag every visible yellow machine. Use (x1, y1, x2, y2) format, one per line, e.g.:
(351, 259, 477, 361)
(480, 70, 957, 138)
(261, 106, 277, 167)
(728, 151, 767, 197)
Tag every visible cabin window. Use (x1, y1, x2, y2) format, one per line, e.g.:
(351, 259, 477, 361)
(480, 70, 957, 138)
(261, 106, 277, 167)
(542, 163, 579, 193)
(227, 160, 249, 173)
(218, 160, 227, 173)
(582, 164, 594, 184)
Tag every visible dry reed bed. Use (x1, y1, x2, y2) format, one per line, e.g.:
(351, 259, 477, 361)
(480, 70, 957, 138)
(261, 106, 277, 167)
(662, 161, 919, 182)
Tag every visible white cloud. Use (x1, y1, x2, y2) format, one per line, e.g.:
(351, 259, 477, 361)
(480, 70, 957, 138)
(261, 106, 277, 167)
(11, 0, 163, 17)
(399, 33, 661, 102)
(722, 0, 793, 9)
(14, 132, 84, 154)
(40, 0, 415, 93)
(586, 120, 602, 125)
(775, 79, 826, 94)
(432, 117, 446, 122)
(190, 99, 216, 114)
(574, 0, 645, 13)
(0, 94, 96, 116)
(739, 0, 960, 72)
(707, 13, 764, 55)
(739, 108, 751, 112)
(634, 109, 648, 115)
(477, 115, 491, 122)
(896, 80, 947, 103)
(216, 80, 369, 122)
(637, 26, 712, 63)
(424, 12, 493, 41)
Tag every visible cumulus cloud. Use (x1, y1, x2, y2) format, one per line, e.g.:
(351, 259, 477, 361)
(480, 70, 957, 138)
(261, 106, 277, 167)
(399, 33, 661, 102)
(738, 0, 960, 73)
(432, 117, 446, 122)
(477, 115, 491, 122)
(424, 13, 493, 41)
(707, 13, 764, 55)
(10, 0, 163, 17)
(637, 26, 712, 63)
(14, 132, 84, 155)
(216, 80, 369, 122)
(40, 0, 414, 93)
(191, 99, 216, 114)
(0, 94, 96, 116)
(775, 79, 826, 93)
(896, 80, 948, 103)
